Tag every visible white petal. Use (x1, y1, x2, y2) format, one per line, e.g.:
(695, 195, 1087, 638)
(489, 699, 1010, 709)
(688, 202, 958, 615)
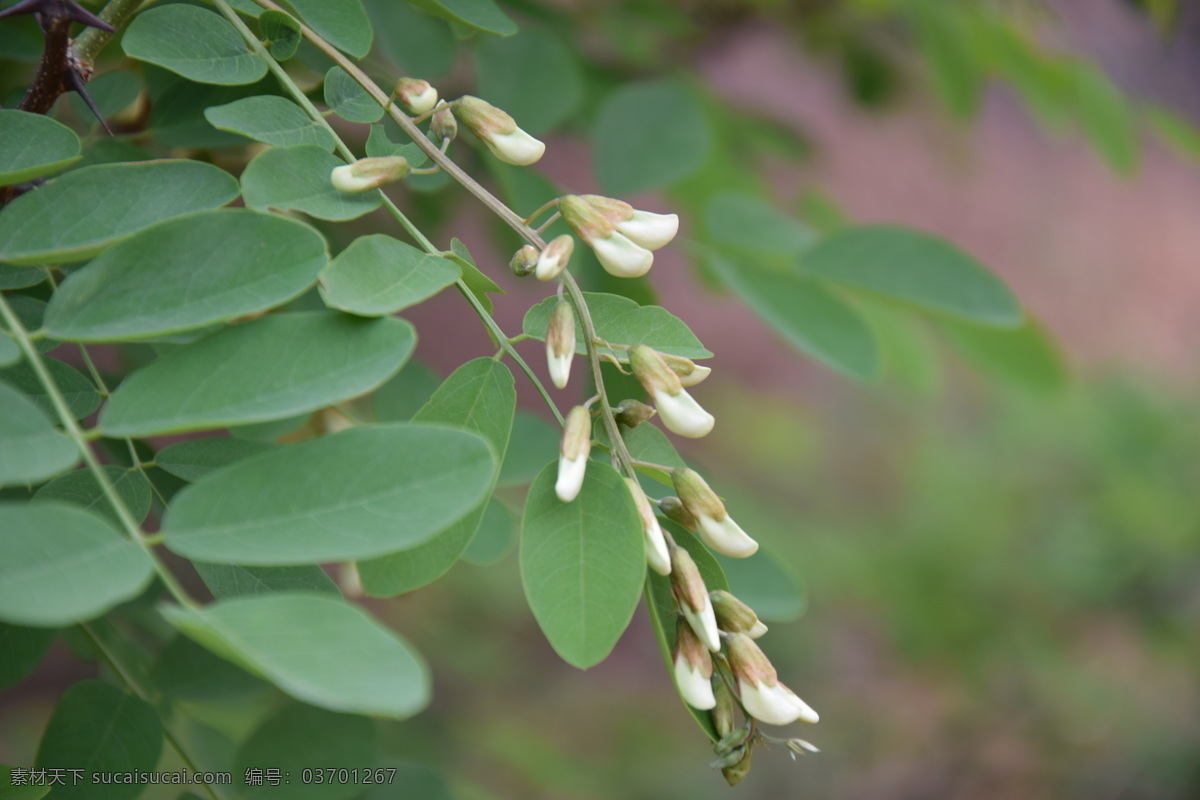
(555, 453, 587, 502)
(677, 364, 711, 387)
(485, 128, 545, 166)
(747, 620, 769, 639)
(697, 514, 758, 558)
(590, 233, 653, 278)
(407, 86, 439, 115)
(654, 389, 714, 438)
(674, 653, 716, 709)
(536, 248, 567, 282)
(615, 211, 679, 251)
(682, 592, 721, 652)
(330, 165, 376, 193)
(738, 680, 819, 726)
(643, 516, 671, 576)
(547, 346, 572, 390)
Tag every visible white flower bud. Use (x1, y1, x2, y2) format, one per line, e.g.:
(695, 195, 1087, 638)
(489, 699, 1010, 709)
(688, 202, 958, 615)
(330, 156, 410, 193)
(626, 478, 670, 576)
(652, 388, 715, 438)
(669, 546, 720, 652)
(710, 590, 767, 638)
(510, 245, 539, 277)
(726, 633, 818, 726)
(673, 468, 759, 558)
(556, 406, 591, 502)
(579, 195, 680, 251)
(454, 96, 545, 166)
(394, 77, 438, 115)
(545, 300, 575, 390)
(559, 195, 654, 278)
(535, 234, 574, 282)
(661, 354, 711, 387)
(673, 618, 715, 709)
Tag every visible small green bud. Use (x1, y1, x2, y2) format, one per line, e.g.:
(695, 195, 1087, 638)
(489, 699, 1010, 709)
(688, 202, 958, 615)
(711, 679, 738, 740)
(612, 399, 656, 428)
(430, 100, 457, 143)
(710, 589, 768, 638)
(721, 747, 752, 787)
(710, 745, 747, 770)
(510, 245, 538, 277)
(659, 495, 697, 532)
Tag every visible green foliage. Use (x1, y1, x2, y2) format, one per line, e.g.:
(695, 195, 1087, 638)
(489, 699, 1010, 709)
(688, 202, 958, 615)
(0, 111, 80, 184)
(205, 96, 337, 149)
(123, 5, 267, 86)
(319, 234, 459, 316)
(0, 382, 77, 486)
(523, 292, 712, 360)
(241, 145, 383, 220)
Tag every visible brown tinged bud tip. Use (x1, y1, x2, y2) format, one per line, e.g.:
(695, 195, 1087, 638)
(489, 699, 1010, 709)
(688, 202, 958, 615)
(394, 77, 438, 115)
(721, 747, 753, 787)
(510, 245, 538, 277)
(555, 406, 592, 502)
(330, 156, 410, 193)
(660, 353, 712, 387)
(669, 546, 720, 652)
(673, 617, 715, 709)
(612, 399, 657, 428)
(710, 590, 768, 638)
(674, 468, 758, 557)
(535, 234, 574, 282)
(546, 300, 576, 390)
(659, 495, 697, 532)
(453, 95, 544, 166)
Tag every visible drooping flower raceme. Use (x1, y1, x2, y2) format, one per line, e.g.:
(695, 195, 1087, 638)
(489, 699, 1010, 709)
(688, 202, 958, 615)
(453, 96, 545, 166)
(673, 468, 759, 558)
(555, 405, 591, 502)
(726, 633, 819, 726)
(629, 345, 714, 438)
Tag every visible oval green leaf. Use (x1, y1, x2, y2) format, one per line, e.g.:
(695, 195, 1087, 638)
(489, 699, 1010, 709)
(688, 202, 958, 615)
(2, 357, 101, 420)
(705, 192, 817, 255)
(161, 593, 430, 718)
(799, 226, 1022, 327)
(523, 292, 711, 360)
(192, 562, 340, 600)
(162, 424, 495, 564)
(123, 4, 267, 85)
(0, 622, 57, 689)
(941, 316, 1068, 393)
(0, 110, 81, 184)
(709, 256, 879, 380)
(156, 437, 277, 482)
(33, 465, 152, 527)
(0, 502, 154, 627)
(497, 412, 560, 488)
(359, 359, 515, 596)
(319, 234, 458, 317)
(0, 381, 78, 487)
(44, 209, 328, 342)
(520, 460, 645, 669)
(260, 9, 302, 60)
(323, 66, 384, 123)
(241, 145, 383, 221)
(35, 681, 162, 800)
(282, 0, 372, 57)
(99, 312, 415, 437)
(0, 160, 239, 266)
(204, 96, 336, 149)
(593, 80, 713, 196)
(407, 0, 517, 36)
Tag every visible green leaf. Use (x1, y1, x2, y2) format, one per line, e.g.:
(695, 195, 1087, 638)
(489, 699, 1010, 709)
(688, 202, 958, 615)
(163, 424, 495, 564)
(319, 235, 458, 317)
(5, 297, 56, 354)
(406, 0, 517, 36)
(0, 110, 81, 184)
(323, 66, 384, 123)
(364, 125, 428, 166)
(715, 547, 805, 623)
(161, 593, 430, 718)
(0, 267, 44, 290)
(1070, 62, 1139, 174)
(0, 502, 154, 627)
(910, 1, 983, 117)
(523, 292, 712, 360)
(123, 5, 267, 85)
(156, 438, 277, 482)
(447, 238, 503, 314)
(0, 332, 16, 368)
(942, 316, 1068, 393)
(520, 460, 644, 669)
(0, 160, 239, 266)
(593, 80, 713, 195)
(462, 499, 517, 565)
(44, 209, 327, 342)
(193, 562, 341, 600)
(1, 357, 100, 420)
(363, 0, 454, 77)
(151, 634, 266, 702)
(33, 466, 152, 527)
(241, 145, 383, 221)
(645, 522, 727, 742)
(710, 256, 879, 380)
(99, 312, 415, 437)
(0, 382, 78, 487)
(359, 359, 515, 596)
(259, 9, 302, 60)
(473, 28, 582, 134)
(234, 704, 377, 800)
(1147, 107, 1200, 165)
(799, 226, 1023, 327)
(370, 360, 442, 422)
(595, 421, 684, 488)
(860, 302, 942, 394)
(497, 412, 560, 487)
(0, 623, 56, 688)
(204, 96, 336, 149)
(280, 0, 372, 57)
(35, 681, 162, 800)
(0, 765, 51, 800)
(705, 192, 817, 255)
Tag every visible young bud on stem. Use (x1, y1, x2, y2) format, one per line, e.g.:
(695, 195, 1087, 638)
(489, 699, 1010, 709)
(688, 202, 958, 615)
(430, 100, 457, 144)
(510, 245, 539, 277)
(659, 495, 698, 531)
(672, 468, 758, 558)
(556, 406, 591, 502)
(629, 345, 714, 438)
(673, 618, 715, 709)
(394, 77, 438, 115)
(626, 478, 671, 576)
(330, 157, 410, 193)
(558, 195, 653, 278)
(669, 546, 720, 652)
(535, 234, 574, 282)
(546, 300, 575, 390)
(580, 194, 680, 251)
(454, 96, 545, 166)
(726, 633, 819, 726)
(710, 590, 768, 638)
(711, 679, 738, 739)
(721, 748, 753, 787)
(612, 399, 656, 428)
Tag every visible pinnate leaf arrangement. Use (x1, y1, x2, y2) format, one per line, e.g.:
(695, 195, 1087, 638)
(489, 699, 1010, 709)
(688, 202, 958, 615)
(0, 0, 1045, 790)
